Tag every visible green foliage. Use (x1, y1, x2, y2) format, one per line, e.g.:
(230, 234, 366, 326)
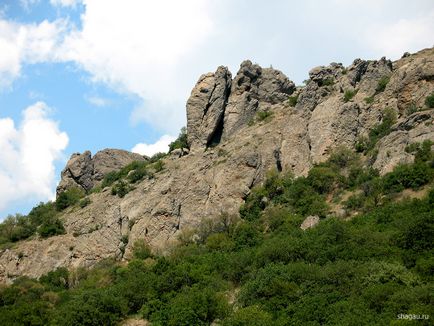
(149, 152, 167, 163)
(405, 140, 433, 163)
(425, 92, 434, 108)
(79, 197, 91, 208)
(153, 159, 165, 172)
(376, 76, 390, 93)
(0, 201, 65, 245)
(344, 89, 358, 102)
(256, 110, 273, 122)
(287, 94, 298, 107)
(406, 102, 419, 115)
(223, 305, 273, 326)
(132, 239, 152, 259)
(56, 187, 85, 211)
(320, 77, 334, 86)
(111, 181, 131, 198)
(358, 108, 397, 154)
(364, 96, 374, 104)
(169, 126, 189, 152)
(38, 217, 65, 238)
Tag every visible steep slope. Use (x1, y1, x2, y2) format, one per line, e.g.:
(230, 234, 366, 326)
(1, 47, 433, 283)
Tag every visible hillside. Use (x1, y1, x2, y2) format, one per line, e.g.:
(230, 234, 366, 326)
(0, 47, 433, 285)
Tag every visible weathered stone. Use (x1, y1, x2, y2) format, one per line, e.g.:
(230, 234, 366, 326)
(56, 149, 145, 195)
(186, 66, 232, 151)
(222, 60, 295, 138)
(300, 215, 320, 230)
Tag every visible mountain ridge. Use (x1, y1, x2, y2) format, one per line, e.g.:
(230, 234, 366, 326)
(0, 47, 433, 283)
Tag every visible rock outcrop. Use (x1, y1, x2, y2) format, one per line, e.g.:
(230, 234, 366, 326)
(1, 47, 434, 283)
(57, 149, 145, 194)
(186, 66, 232, 151)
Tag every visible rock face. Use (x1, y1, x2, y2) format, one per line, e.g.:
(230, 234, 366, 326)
(222, 60, 295, 139)
(186, 66, 232, 151)
(1, 47, 434, 283)
(57, 149, 145, 194)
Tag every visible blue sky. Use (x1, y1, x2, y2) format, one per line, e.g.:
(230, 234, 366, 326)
(0, 0, 433, 219)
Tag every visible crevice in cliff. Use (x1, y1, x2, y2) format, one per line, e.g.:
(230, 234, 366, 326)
(206, 79, 231, 148)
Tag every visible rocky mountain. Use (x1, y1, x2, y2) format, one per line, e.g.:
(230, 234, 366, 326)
(1, 47, 433, 283)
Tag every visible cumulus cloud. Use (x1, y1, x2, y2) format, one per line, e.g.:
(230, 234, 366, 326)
(58, 0, 213, 131)
(0, 18, 66, 87)
(0, 102, 69, 211)
(132, 135, 176, 157)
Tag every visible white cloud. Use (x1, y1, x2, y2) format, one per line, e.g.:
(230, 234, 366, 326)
(50, 0, 80, 7)
(364, 10, 434, 58)
(58, 0, 213, 131)
(0, 18, 66, 87)
(132, 134, 175, 157)
(86, 95, 111, 107)
(0, 102, 69, 211)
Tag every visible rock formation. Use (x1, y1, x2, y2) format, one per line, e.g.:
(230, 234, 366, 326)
(57, 149, 145, 194)
(1, 47, 434, 283)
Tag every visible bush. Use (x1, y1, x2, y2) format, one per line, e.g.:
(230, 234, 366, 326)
(38, 218, 65, 238)
(256, 111, 273, 122)
(56, 188, 85, 211)
(425, 93, 434, 108)
(382, 163, 432, 193)
(365, 108, 396, 151)
(287, 94, 298, 107)
(132, 239, 152, 259)
(376, 76, 390, 93)
(169, 127, 189, 152)
(79, 197, 91, 208)
(320, 77, 334, 86)
(111, 181, 130, 198)
(344, 89, 358, 102)
(364, 96, 374, 104)
(223, 305, 273, 326)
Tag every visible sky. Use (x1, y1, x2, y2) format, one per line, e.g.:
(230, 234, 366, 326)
(0, 0, 433, 219)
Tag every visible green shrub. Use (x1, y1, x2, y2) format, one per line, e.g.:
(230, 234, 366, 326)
(406, 102, 418, 115)
(364, 96, 374, 104)
(206, 233, 235, 252)
(256, 110, 273, 122)
(382, 163, 432, 193)
(376, 76, 390, 93)
(79, 197, 91, 208)
(153, 160, 164, 172)
(132, 239, 152, 259)
(38, 217, 65, 238)
(287, 94, 299, 107)
(344, 89, 358, 102)
(149, 152, 167, 163)
(111, 181, 130, 198)
(320, 77, 334, 86)
(223, 305, 273, 326)
(169, 127, 189, 152)
(425, 92, 434, 108)
(56, 188, 85, 211)
(101, 171, 120, 188)
(365, 108, 396, 152)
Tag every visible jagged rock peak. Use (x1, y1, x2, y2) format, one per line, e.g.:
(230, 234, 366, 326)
(186, 60, 295, 151)
(57, 148, 145, 195)
(186, 66, 232, 151)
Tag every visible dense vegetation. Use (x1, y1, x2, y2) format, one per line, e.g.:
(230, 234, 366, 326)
(0, 188, 84, 248)
(0, 145, 433, 325)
